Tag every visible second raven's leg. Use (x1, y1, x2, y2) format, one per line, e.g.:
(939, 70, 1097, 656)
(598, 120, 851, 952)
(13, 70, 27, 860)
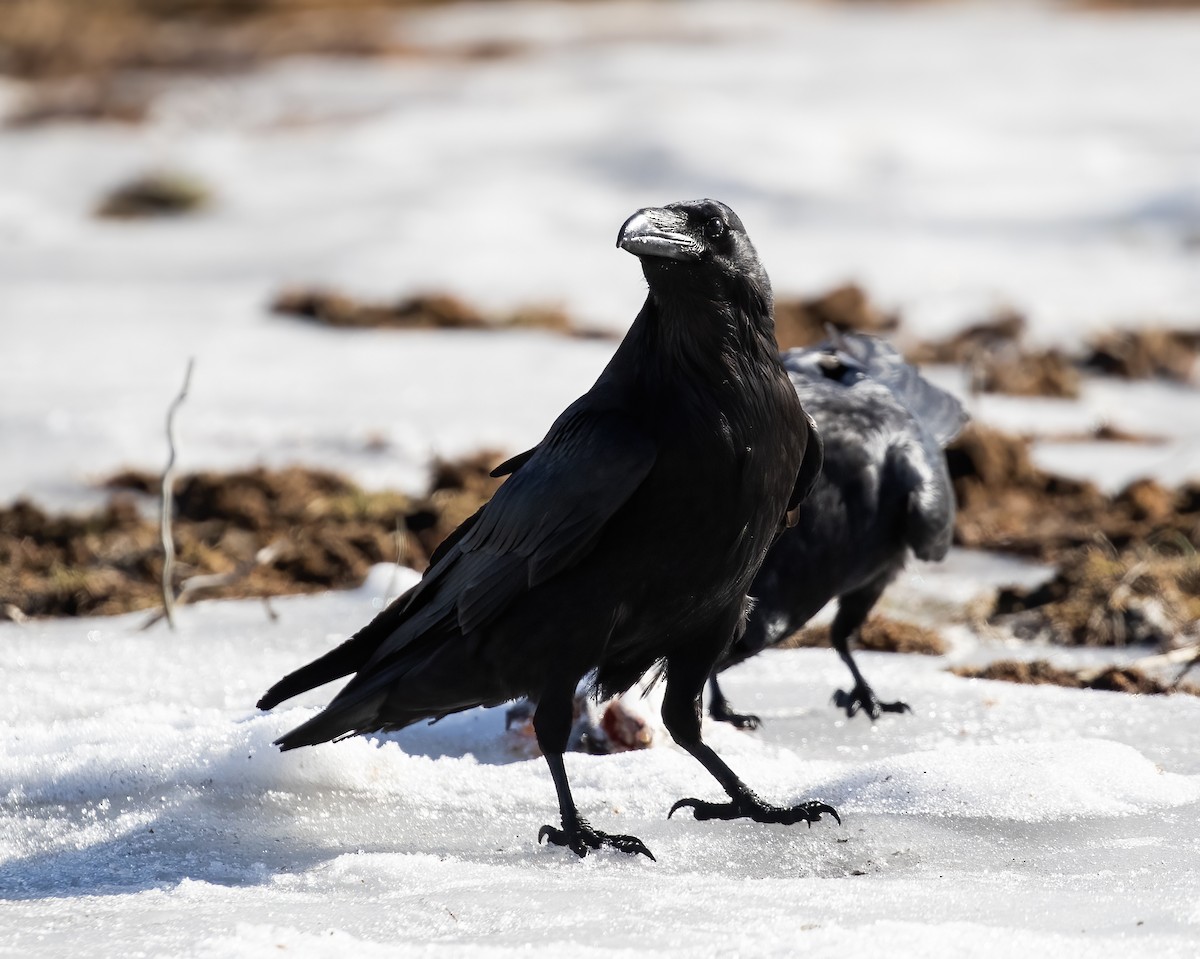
(534, 681, 655, 860)
(663, 649, 838, 828)
(707, 673, 761, 730)
(830, 575, 911, 721)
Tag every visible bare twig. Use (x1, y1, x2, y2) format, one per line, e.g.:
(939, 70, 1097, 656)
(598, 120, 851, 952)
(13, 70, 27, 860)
(382, 517, 405, 607)
(1073, 643, 1200, 686)
(142, 540, 283, 631)
(158, 358, 194, 630)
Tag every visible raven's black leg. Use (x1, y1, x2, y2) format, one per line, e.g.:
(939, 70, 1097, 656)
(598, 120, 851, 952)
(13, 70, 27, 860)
(534, 682, 655, 860)
(663, 650, 838, 828)
(707, 674, 761, 730)
(830, 576, 911, 721)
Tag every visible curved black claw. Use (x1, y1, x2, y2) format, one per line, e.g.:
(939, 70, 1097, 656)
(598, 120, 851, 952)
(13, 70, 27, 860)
(709, 700, 762, 731)
(668, 796, 840, 827)
(833, 683, 911, 721)
(538, 819, 656, 861)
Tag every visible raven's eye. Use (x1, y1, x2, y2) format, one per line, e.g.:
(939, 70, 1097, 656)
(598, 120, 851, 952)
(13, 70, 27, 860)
(704, 217, 726, 240)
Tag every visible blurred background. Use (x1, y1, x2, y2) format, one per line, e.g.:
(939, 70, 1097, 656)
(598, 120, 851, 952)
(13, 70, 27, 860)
(1, 0, 1199, 630)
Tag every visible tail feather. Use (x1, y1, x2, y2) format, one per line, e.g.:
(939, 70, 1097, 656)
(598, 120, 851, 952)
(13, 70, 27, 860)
(256, 570, 441, 712)
(257, 632, 376, 711)
(273, 691, 389, 751)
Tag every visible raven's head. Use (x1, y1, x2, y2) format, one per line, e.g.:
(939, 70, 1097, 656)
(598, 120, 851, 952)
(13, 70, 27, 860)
(616, 199, 772, 319)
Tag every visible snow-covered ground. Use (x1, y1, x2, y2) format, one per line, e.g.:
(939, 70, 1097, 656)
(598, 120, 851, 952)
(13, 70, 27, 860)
(3, 567, 1200, 957)
(3, 1, 1200, 956)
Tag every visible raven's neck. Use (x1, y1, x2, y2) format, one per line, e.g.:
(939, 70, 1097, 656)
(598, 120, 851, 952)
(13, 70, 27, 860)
(615, 285, 781, 403)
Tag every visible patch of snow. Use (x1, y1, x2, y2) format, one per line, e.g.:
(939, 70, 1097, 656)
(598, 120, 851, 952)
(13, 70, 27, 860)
(3, 573, 1200, 956)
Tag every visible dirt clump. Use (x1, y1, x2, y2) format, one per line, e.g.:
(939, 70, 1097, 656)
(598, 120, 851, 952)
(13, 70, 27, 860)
(968, 348, 1078, 399)
(906, 311, 1026, 366)
(270, 287, 610, 339)
(990, 546, 1200, 648)
(773, 284, 898, 351)
(951, 659, 1198, 697)
(946, 424, 1110, 559)
(944, 425, 1200, 561)
(1038, 424, 1168, 446)
(782, 616, 947, 656)
(2, 453, 509, 620)
(96, 170, 210, 218)
(0, 1, 410, 82)
(948, 424, 1200, 650)
(906, 311, 1079, 398)
(1082, 326, 1200, 382)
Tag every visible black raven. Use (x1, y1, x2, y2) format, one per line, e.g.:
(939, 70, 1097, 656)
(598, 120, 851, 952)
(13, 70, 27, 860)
(257, 199, 836, 860)
(708, 332, 968, 728)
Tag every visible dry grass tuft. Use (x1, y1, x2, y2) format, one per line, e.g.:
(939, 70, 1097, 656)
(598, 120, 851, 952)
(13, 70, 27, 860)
(991, 545, 1200, 648)
(1, 452, 508, 619)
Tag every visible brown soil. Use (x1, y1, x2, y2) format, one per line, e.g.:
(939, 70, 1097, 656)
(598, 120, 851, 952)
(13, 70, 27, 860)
(906, 311, 1079, 398)
(945, 424, 1200, 560)
(0, 1, 420, 82)
(990, 546, 1200, 648)
(271, 287, 614, 339)
(95, 170, 210, 218)
(773, 284, 899, 352)
(951, 659, 1199, 697)
(781, 615, 947, 656)
(1038, 423, 1168, 445)
(948, 424, 1200, 649)
(0, 452, 506, 619)
(1082, 327, 1200, 382)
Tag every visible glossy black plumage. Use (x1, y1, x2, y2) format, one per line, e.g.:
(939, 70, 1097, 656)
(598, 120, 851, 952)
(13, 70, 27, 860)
(709, 332, 968, 727)
(258, 199, 837, 858)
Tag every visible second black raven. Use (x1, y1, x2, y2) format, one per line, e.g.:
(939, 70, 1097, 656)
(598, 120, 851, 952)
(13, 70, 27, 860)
(709, 332, 968, 728)
(257, 199, 836, 860)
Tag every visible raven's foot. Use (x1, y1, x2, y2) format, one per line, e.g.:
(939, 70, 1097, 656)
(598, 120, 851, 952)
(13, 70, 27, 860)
(833, 683, 911, 721)
(708, 698, 762, 731)
(668, 793, 840, 827)
(538, 818, 656, 861)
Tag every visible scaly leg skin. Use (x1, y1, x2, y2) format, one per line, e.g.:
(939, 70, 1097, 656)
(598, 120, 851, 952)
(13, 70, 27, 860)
(830, 579, 912, 723)
(833, 683, 910, 721)
(663, 643, 839, 833)
(669, 790, 839, 827)
(538, 816, 656, 861)
(707, 675, 761, 731)
(534, 683, 655, 861)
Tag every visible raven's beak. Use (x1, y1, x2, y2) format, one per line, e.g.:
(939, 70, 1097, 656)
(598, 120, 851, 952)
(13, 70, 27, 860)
(617, 207, 703, 262)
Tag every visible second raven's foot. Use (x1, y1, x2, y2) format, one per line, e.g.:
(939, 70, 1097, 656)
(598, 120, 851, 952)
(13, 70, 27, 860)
(538, 818, 656, 861)
(668, 793, 840, 827)
(708, 698, 762, 731)
(833, 683, 911, 721)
